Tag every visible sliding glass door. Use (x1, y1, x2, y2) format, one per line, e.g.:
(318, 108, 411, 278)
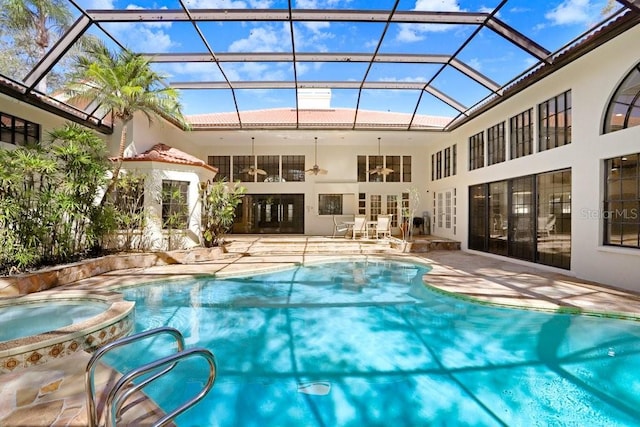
(468, 169, 571, 269)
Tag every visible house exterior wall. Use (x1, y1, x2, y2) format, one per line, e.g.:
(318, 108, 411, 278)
(133, 128, 447, 236)
(0, 93, 106, 150)
(118, 162, 216, 250)
(425, 24, 640, 291)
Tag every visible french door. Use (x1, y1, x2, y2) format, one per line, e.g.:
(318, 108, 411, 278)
(233, 194, 304, 234)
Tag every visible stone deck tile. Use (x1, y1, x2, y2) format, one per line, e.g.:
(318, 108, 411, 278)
(421, 251, 640, 318)
(0, 351, 165, 427)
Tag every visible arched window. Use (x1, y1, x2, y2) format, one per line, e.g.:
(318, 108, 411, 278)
(604, 63, 640, 133)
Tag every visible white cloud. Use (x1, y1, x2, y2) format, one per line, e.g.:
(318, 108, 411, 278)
(544, 0, 594, 26)
(227, 62, 289, 80)
(229, 24, 290, 52)
(161, 62, 225, 81)
(301, 21, 331, 34)
(94, 4, 177, 52)
(397, 25, 427, 42)
(396, 0, 463, 42)
(413, 0, 461, 12)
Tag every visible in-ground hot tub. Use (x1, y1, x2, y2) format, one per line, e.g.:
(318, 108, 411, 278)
(0, 290, 135, 373)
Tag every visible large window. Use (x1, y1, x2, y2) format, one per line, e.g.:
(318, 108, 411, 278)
(487, 121, 506, 165)
(208, 156, 230, 181)
(432, 144, 456, 181)
(357, 155, 411, 182)
(162, 180, 189, 229)
(229, 154, 305, 182)
(402, 156, 412, 182)
(444, 147, 451, 177)
(604, 63, 640, 133)
(605, 153, 640, 248)
(469, 169, 571, 269)
(386, 156, 401, 182)
(318, 194, 343, 215)
(469, 132, 484, 170)
(257, 155, 280, 182)
(282, 155, 305, 182)
(510, 109, 533, 159)
(233, 155, 253, 182)
(0, 112, 40, 146)
(539, 90, 572, 151)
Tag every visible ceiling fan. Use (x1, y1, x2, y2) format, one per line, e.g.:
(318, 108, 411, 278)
(369, 137, 394, 176)
(241, 137, 267, 176)
(306, 137, 328, 175)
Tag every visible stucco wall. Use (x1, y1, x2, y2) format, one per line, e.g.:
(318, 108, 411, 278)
(130, 127, 447, 236)
(426, 24, 640, 291)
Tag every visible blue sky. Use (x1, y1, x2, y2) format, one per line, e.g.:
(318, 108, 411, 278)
(68, 0, 622, 117)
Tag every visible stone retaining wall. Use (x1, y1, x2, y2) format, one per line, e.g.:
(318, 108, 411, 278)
(0, 247, 225, 298)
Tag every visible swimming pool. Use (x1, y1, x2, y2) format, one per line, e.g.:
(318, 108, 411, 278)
(108, 259, 640, 426)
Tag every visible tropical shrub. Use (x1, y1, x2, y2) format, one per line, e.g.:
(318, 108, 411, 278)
(200, 179, 246, 247)
(0, 123, 112, 273)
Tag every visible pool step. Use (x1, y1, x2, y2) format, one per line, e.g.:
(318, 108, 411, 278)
(223, 236, 460, 255)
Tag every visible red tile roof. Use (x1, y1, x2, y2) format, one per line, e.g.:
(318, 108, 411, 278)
(120, 143, 218, 173)
(187, 108, 451, 130)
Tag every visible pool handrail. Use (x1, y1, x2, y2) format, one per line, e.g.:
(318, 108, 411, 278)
(105, 347, 217, 427)
(85, 326, 185, 427)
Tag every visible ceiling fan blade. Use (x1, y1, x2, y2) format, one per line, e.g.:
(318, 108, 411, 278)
(256, 168, 267, 175)
(381, 167, 394, 175)
(306, 165, 327, 175)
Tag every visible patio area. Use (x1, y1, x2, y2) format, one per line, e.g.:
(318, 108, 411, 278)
(2, 237, 640, 426)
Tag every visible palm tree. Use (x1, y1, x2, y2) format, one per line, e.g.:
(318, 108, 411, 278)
(0, 0, 72, 91)
(65, 42, 189, 204)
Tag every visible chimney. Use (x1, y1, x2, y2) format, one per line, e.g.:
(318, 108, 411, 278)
(297, 88, 332, 109)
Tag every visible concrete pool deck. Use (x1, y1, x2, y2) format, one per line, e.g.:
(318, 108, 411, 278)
(2, 236, 640, 425)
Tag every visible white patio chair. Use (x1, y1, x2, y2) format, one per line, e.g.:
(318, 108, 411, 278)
(332, 215, 350, 238)
(375, 215, 392, 239)
(352, 215, 367, 239)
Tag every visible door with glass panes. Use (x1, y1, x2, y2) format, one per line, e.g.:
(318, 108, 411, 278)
(359, 192, 409, 234)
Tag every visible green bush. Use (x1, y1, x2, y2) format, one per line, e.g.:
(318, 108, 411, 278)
(201, 179, 245, 247)
(0, 123, 112, 273)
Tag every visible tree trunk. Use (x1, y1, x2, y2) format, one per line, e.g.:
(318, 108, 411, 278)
(99, 122, 128, 207)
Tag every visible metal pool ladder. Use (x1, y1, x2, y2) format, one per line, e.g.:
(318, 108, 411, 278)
(85, 326, 216, 427)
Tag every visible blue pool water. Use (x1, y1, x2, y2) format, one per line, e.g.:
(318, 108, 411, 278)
(108, 260, 640, 426)
(0, 302, 106, 342)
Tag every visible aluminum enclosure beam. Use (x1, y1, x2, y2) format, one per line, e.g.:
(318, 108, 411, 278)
(144, 52, 453, 64)
(86, 9, 488, 24)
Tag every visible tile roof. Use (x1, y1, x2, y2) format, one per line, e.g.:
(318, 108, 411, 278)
(120, 143, 218, 173)
(187, 108, 451, 130)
